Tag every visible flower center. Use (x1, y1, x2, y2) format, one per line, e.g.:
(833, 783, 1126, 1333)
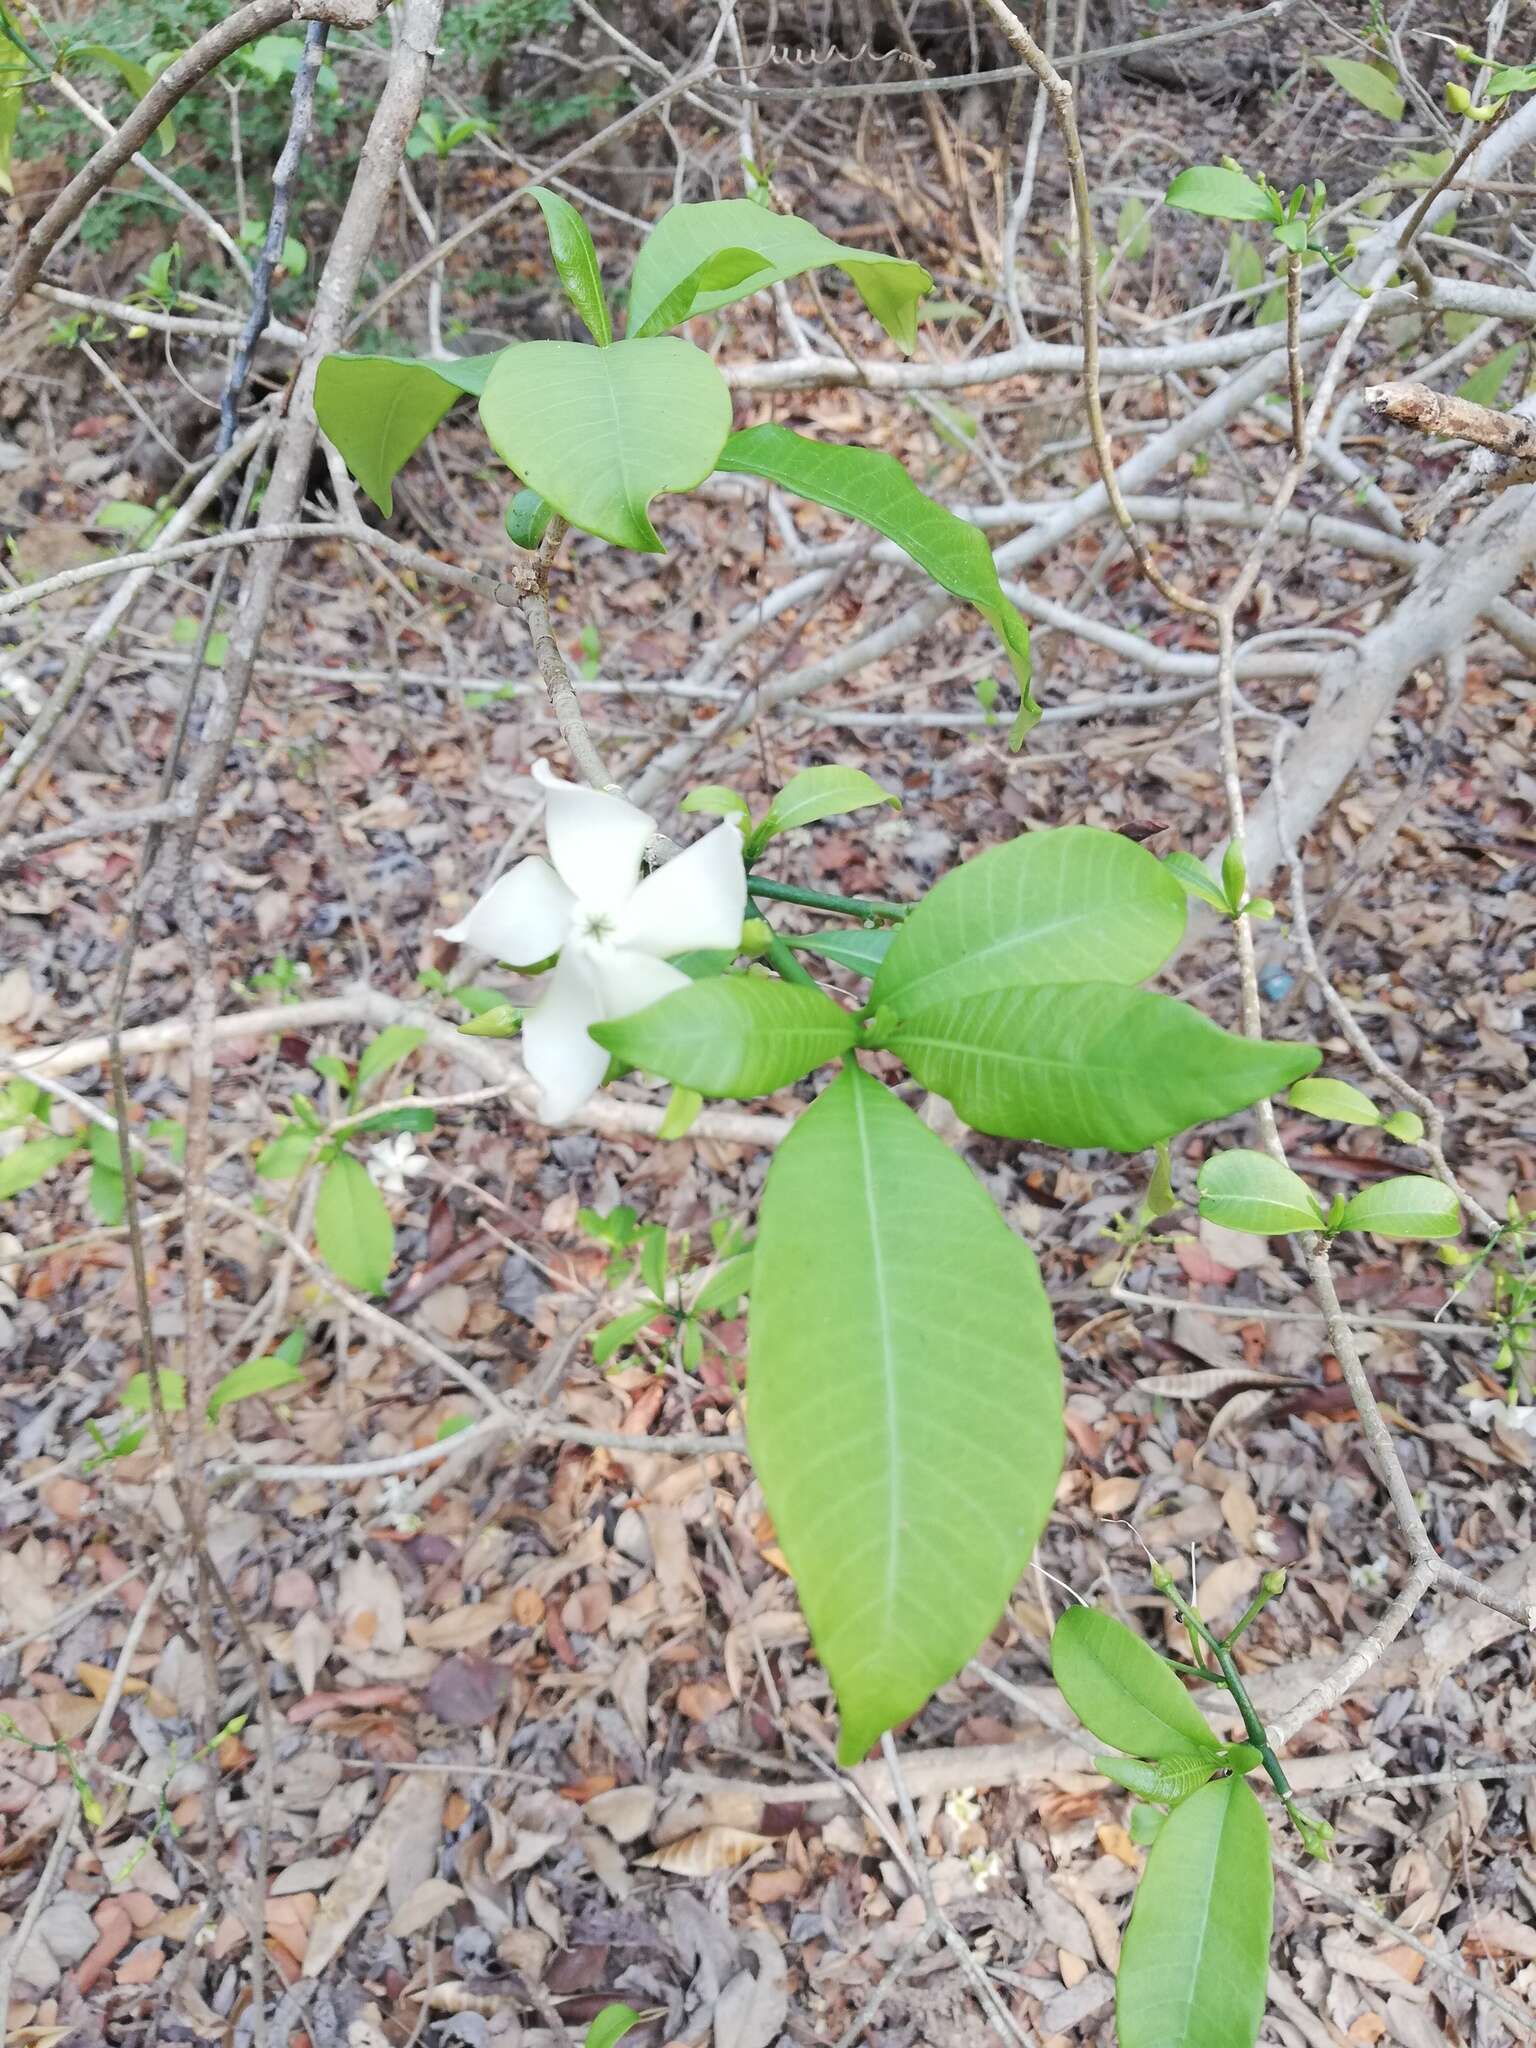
(581, 910, 616, 944)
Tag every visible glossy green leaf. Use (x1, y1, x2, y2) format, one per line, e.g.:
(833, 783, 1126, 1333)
(0, 82, 21, 198)
(590, 977, 857, 1097)
(591, 1303, 659, 1366)
(1197, 1149, 1324, 1234)
(254, 1124, 316, 1180)
(88, 1161, 125, 1226)
(628, 200, 931, 349)
(526, 184, 611, 345)
(314, 351, 498, 515)
(207, 1350, 306, 1420)
(756, 762, 900, 841)
(348, 1106, 437, 1136)
(1338, 1175, 1461, 1241)
(790, 926, 895, 976)
(681, 784, 751, 822)
(314, 1154, 395, 1296)
(584, 2008, 642, 2048)
(478, 337, 732, 552)
(1488, 63, 1536, 99)
(748, 1064, 1062, 1763)
(658, 1085, 703, 1139)
(1165, 166, 1276, 222)
(1320, 55, 1404, 121)
(1097, 1752, 1222, 1803)
(873, 827, 1186, 1014)
(1381, 1109, 1425, 1144)
(692, 1250, 753, 1314)
(356, 1024, 426, 1094)
(1129, 1801, 1166, 1845)
(1457, 343, 1521, 406)
(1162, 849, 1230, 914)
(123, 1368, 186, 1415)
(1051, 1608, 1219, 1759)
(717, 426, 1033, 716)
(68, 45, 176, 151)
(0, 1133, 80, 1200)
(1287, 1077, 1381, 1127)
(1116, 1774, 1272, 2048)
(888, 984, 1318, 1151)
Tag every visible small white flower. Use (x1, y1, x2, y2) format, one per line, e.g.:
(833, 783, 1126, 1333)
(1469, 1397, 1536, 1438)
(369, 1133, 429, 1197)
(967, 1847, 1002, 1892)
(1349, 1555, 1391, 1593)
(438, 761, 747, 1123)
(945, 1787, 981, 1827)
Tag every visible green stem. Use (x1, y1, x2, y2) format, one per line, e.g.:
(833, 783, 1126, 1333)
(747, 894, 821, 989)
(747, 876, 911, 923)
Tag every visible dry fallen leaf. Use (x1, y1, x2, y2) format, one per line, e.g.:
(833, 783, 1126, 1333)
(385, 1878, 464, 1939)
(301, 1772, 442, 1977)
(638, 1826, 771, 1876)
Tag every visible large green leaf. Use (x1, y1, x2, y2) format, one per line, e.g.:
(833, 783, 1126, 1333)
(1050, 1608, 1219, 1759)
(590, 977, 857, 1097)
(1339, 1175, 1461, 1241)
(315, 352, 499, 515)
(1165, 166, 1277, 222)
(1197, 1149, 1324, 1234)
(314, 1154, 395, 1296)
(628, 200, 931, 349)
(0, 1132, 81, 1200)
(887, 984, 1317, 1150)
(748, 1064, 1062, 1763)
(477, 337, 733, 552)
(717, 426, 1035, 721)
(872, 827, 1186, 1015)
(1320, 54, 1404, 121)
(1117, 1774, 1273, 2048)
(526, 184, 611, 345)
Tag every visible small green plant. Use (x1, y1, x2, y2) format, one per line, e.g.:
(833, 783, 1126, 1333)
(1053, 1571, 1332, 2048)
(83, 1331, 308, 1467)
(1163, 842, 1273, 922)
(580, 1204, 751, 1374)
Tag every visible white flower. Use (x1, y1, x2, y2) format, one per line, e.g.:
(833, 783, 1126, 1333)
(1469, 1397, 1536, 1438)
(1349, 1556, 1391, 1593)
(438, 761, 747, 1123)
(369, 1133, 429, 1197)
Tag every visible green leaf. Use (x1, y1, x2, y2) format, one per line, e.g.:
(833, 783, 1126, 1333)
(478, 337, 733, 552)
(1381, 1109, 1425, 1144)
(1165, 166, 1277, 222)
(873, 826, 1186, 1014)
(1338, 1176, 1461, 1241)
(309, 1053, 352, 1093)
(255, 1124, 316, 1180)
(459, 1003, 523, 1038)
(887, 984, 1318, 1151)
(748, 1065, 1061, 1764)
(525, 184, 611, 345)
(67, 45, 176, 151)
(1227, 230, 1265, 295)
(207, 1350, 306, 1420)
(1286, 1077, 1381, 1127)
(1488, 63, 1536, 100)
(348, 1106, 437, 1136)
(1116, 193, 1151, 261)
(147, 1117, 185, 1161)
(590, 977, 858, 1097)
(756, 762, 900, 842)
(1051, 1609, 1219, 1758)
(584, 2008, 642, 2048)
(1116, 1775, 1272, 2048)
(1220, 840, 1247, 913)
(314, 351, 499, 516)
(0, 82, 22, 198)
(1129, 1801, 1166, 1845)
(591, 1303, 660, 1366)
(717, 426, 1034, 716)
(0, 1133, 81, 1199)
(628, 200, 931, 349)
(355, 1024, 426, 1094)
(1456, 343, 1522, 407)
(1097, 1752, 1222, 1803)
(790, 926, 896, 976)
(123, 1369, 186, 1416)
(1320, 55, 1404, 121)
(658, 1085, 703, 1139)
(1196, 1149, 1324, 1234)
(692, 1250, 753, 1314)
(88, 1161, 125, 1226)
(681, 784, 751, 822)
(504, 489, 552, 549)
(1163, 848, 1231, 914)
(314, 1154, 395, 1295)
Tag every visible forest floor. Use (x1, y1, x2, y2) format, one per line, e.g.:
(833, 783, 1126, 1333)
(2, 4, 1536, 2045)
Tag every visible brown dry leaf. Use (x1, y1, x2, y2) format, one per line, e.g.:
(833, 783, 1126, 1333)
(713, 1927, 788, 2048)
(1137, 1364, 1299, 1400)
(301, 1772, 442, 1977)
(1190, 1557, 1260, 1631)
(582, 1784, 657, 1844)
(1090, 1475, 1142, 1516)
(1208, 1388, 1285, 1444)
(638, 1826, 771, 1876)
(386, 1878, 464, 1939)
(676, 1678, 733, 1724)
(337, 1553, 406, 1655)
(1220, 1484, 1260, 1550)
(407, 1590, 514, 1652)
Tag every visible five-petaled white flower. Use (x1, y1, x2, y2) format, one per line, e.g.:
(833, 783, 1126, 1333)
(438, 762, 747, 1123)
(1469, 1397, 1536, 1439)
(368, 1133, 430, 1197)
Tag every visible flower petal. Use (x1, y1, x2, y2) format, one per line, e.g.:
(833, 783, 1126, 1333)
(534, 759, 655, 916)
(521, 947, 612, 1122)
(611, 818, 747, 959)
(588, 945, 692, 1020)
(438, 856, 574, 966)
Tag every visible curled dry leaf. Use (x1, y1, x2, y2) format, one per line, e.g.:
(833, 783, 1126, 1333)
(301, 1772, 442, 1977)
(1137, 1364, 1301, 1400)
(638, 1825, 772, 1876)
